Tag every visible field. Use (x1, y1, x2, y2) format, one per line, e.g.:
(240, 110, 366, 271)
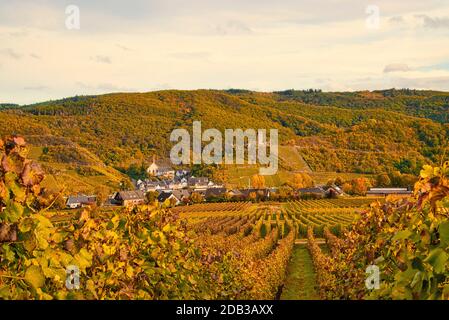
(278, 145, 312, 172)
(171, 197, 382, 299)
(222, 165, 291, 188)
(222, 144, 374, 188)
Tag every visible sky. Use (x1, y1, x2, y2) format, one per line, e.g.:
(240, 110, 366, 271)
(1, 0, 449, 105)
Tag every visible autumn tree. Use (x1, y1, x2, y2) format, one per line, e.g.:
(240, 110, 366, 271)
(291, 173, 314, 189)
(351, 178, 369, 196)
(224, 191, 232, 201)
(248, 191, 257, 202)
(342, 182, 352, 194)
(96, 186, 109, 206)
(376, 173, 391, 187)
(325, 179, 334, 187)
(190, 192, 204, 204)
(278, 185, 294, 200)
(145, 191, 159, 204)
(212, 165, 228, 184)
(334, 176, 344, 186)
(251, 174, 266, 189)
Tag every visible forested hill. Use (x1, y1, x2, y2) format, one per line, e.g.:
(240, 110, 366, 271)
(0, 89, 448, 176)
(272, 89, 449, 123)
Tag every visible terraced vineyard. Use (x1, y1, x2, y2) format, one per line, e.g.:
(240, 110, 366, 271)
(172, 197, 382, 299)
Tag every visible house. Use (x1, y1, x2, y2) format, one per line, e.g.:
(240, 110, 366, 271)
(192, 189, 207, 198)
(137, 180, 169, 192)
(367, 188, 412, 197)
(296, 187, 326, 198)
(324, 185, 344, 198)
(175, 169, 191, 178)
(168, 178, 188, 190)
(66, 195, 96, 209)
(146, 155, 175, 179)
(205, 187, 227, 199)
(172, 189, 191, 202)
(157, 191, 181, 206)
(188, 177, 209, 189)
(241, 188, 271, 199)
(228, 189, 244, 198)
(114, 190, 145, 206)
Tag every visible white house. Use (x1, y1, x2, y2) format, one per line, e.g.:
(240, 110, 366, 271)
(147, 155, 175, 178)
(168, 178, 187, 190)
(66, 195, 96, 209)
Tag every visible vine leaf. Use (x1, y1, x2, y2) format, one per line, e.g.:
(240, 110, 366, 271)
(25, 265, 45, 289)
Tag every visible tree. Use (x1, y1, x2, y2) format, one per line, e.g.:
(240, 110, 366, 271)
(278, 185, 293, 200)
(342, 182, 352, 194)
(169, 197, 178, 207)
(376, 173, 391, 187)
(190, 192, 204, 204)
(291, 173, 314, 189)
(248, 191, 257, 202)
(334, 176, 344, 186)
(96, 186, 109, 206)
(351, 178, 369, 196)
(251, 174, 266, 189)
(119, 179, 133, 191)
(212, 165, 228, 184)
(224, 191, 232, 201)
(270, 192, 279, 201)
(145, 191, 158, 204)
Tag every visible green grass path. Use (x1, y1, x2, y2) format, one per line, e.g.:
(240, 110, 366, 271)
(280, 245, 319, 300)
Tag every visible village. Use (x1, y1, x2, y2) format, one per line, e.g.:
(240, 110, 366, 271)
(65, 156, 413, 209)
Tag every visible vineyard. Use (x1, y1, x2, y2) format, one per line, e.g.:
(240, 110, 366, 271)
(1, 136, 449, 300)
(175, 198, 378, 239)
(168, 197, 380, 299)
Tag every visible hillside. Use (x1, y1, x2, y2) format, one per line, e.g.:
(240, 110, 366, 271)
(0, 89, 448, 190)
(26, 135, 130, 196)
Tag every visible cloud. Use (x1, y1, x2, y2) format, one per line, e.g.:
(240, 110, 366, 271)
(116, 44, 132, 51)
(384, 63, 411, 73)
(24, 85, 48, 90)
(2, 0, 449, 104)
(168, 51, 211, 60)
(393, 76, 449, 89)
(91, 55, 112, 64)
(30, 53, 41, 59)
(388, 16, 404, 24)
(416, 14, 449, 28)
(9, 30, 28, 37)
(418, 62, 449, 72)
(76, 82, 134, 91)
(0, 48, 22, 60)
(214, 20, 253, 35)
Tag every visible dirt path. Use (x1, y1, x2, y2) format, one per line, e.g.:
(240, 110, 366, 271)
(280, 245, 319, 300)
